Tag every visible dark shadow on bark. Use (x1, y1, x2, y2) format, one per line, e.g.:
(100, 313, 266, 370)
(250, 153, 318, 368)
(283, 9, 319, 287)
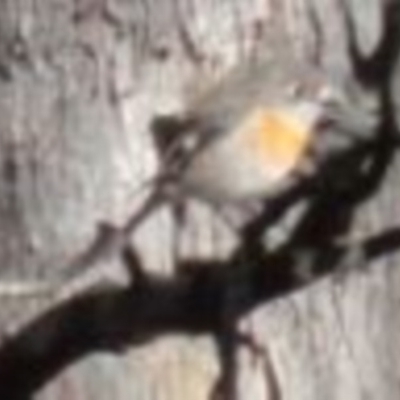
(0, 1, 400, 399)
(1, 210, 400, 399)
(0, 133, 398, 399)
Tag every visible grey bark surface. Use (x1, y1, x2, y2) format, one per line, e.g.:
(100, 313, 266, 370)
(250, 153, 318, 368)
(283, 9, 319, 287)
(0, 0, 399, 399)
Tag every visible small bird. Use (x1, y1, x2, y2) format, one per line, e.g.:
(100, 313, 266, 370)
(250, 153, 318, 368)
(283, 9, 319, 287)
(150, 61, 352, 207)
(176, 102, 320, 202)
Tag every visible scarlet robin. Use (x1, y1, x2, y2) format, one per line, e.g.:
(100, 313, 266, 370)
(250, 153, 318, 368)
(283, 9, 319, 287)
(150, 61, 352, 205)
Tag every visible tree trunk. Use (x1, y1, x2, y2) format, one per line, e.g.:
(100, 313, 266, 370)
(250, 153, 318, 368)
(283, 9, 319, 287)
(0, 0, 399, 399)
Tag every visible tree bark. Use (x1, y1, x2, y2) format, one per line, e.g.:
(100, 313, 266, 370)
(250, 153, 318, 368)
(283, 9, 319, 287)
(0, 0, 399, 399)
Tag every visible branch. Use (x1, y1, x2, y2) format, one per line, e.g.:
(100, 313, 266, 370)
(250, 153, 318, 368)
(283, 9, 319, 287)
(1, 1, 400, 399)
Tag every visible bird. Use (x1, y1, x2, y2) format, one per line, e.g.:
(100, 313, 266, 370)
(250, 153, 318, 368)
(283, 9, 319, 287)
(175, 101, 321, 203)
(149, 60, 354, 208)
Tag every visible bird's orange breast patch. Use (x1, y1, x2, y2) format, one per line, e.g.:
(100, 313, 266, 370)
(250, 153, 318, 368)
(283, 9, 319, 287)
(246, 109, 312, 168)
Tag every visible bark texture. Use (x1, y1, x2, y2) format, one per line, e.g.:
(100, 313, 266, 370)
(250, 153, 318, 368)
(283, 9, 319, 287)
(0, 0, 399, 399)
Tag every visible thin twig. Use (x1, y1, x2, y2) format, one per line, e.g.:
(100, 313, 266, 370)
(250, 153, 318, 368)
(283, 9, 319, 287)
(0, 189, 167, 297)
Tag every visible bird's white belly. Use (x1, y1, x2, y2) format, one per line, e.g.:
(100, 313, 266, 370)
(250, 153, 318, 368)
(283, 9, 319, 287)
(181, 132, 288, 202)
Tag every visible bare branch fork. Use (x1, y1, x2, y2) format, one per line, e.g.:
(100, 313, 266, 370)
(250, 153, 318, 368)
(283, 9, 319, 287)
(0, 103, 398, 399)
(0, 1, 400, 399)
